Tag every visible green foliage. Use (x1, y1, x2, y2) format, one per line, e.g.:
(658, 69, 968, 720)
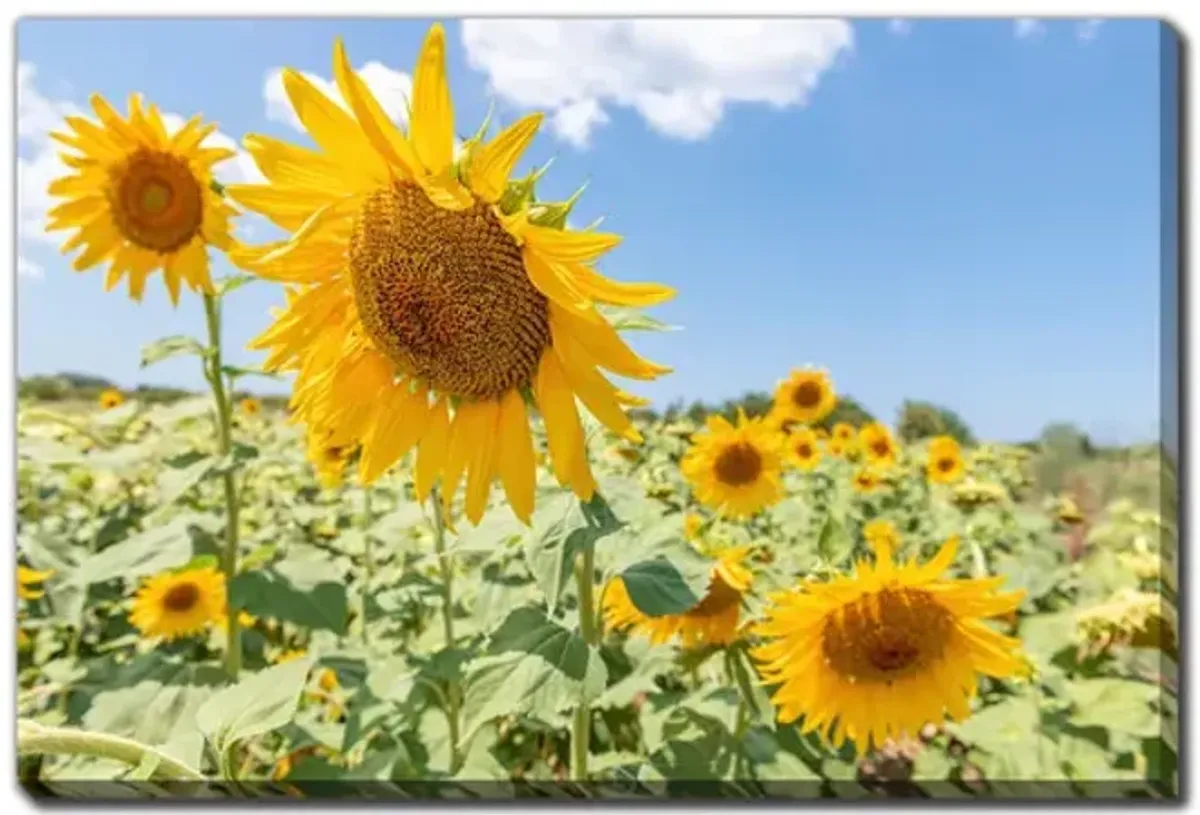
(897, 399, 976, 445)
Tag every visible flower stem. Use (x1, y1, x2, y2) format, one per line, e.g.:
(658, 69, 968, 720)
(571, 544, 597, 782)
(202, 293, 241, 680)
(429, 488, 461, 774)
(18, 719, 206, 781)
(360, 486, 374, 647)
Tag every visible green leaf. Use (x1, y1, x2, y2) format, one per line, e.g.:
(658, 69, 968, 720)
(195, 656, 314, 754)
(817, 513, 853, 565)
(220, 364, 280, 382)
(525, 492, 624, 612)
(230, 569, 350, 634)
(216, 274, 256, 296)
(460, 605, 607, 741)
(141, 335, 207, 369)
(618, 544, 712, 617)
(70, 514, 214, 588)
(601, 306, 679, 333)
(1065, 678, 1161, 737)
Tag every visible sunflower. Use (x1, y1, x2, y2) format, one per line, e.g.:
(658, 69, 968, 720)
(306, 428, 356, 490)
(926, 436, 965, 485)
(98, 388, 125, 410)
(217, 610, 257, 632)
(273, 648, 309, 665)
(752, 534, 1027, 755)
(1075, 588, 1176, 658)
(129, 566, 226, 641)
(226, 27, 673, 526)
(681, 411, 784, 519)
(683, 512, 705, 541)
(603, 547, 753, 648)
(17, 566, 55, 601)
(851, 468, 882, 494)
(773, 368, 837, 425)
(239, 397, 263, 416)
(859, 423, 899, 470)
(863, 519, 900, 552)
(46, 94, 236, 304)
(787, 427, 822, 471)
(827, 438, 847, 458)
(832, 422, 855, 444)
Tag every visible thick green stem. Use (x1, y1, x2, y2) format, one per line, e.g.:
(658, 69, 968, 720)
(572, 544, 597, 781)
(429, 488, 461, 774)
(202, 294, 241, 680)
(18, 719, 205, 781)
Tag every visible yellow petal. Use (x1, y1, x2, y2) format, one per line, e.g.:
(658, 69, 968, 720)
(523, 225, 622, 264)
(441, 403, 475, 514)
(415, 396, 451, 502)
(358, 382, 430, 484)
(561, 259, 677, 307)
(534, 352, 594, 500)
(495, 389, 536, 524)
(280, 68, 387, 185)
(522, 248, 599, 319)
(550, 304, 671, 381)
(464, 400, 501, 525)
(468, 113, 544, 203)
(409, 23, 455, 175)
(553, 333, 641, 443)
(331, 38, 418, 180)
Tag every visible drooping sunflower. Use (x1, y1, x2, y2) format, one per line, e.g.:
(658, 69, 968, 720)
(239, 397, 263, 416)
(17, 566, 55, 601)
(681, 412, 784, 519)
(926, 435, 965, 485)
(859, 422, 899, 470)
(129, 566, 226, 641)
(787, 426, 822, 471)
(851, 467, 882, 494)
(98, 388, 125, 410)
(226, 27, 673, 526)
(752, 534, 1028, 755)
(603, 547, 753, 648)
(46, 94, 237, 304)
(773, 368, 837, 425)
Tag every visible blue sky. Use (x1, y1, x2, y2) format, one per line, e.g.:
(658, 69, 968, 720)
(16, 17, 1172, 444)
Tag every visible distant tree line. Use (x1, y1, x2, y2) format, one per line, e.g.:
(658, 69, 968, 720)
(18, 372, 289, 409)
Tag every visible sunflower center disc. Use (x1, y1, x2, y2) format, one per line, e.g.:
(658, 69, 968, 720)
(108, 147, 203, 253)
(793, 381, 823, 409)
(349, 182, 551, 401)
(872, 439, 891, 458)
(162, 582, 201, 612)
(689, 574, 742, 618)
(713, 442, 763, 487)
(821, 587, 953, 684)
(797, 442, 813, 459)
(937, 457, 955, 473)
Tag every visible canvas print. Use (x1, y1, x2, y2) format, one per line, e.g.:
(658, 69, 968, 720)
(14, 16, 1179, 800)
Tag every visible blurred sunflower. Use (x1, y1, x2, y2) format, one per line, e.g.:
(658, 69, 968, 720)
(603, 547, 753, 648)
(787, 427, 822, 471)
(926, 436, 965, 484)
(826, 438, 847, 458)
(1075, 588, 1176, 658)
(681, 411, 784, 519)
(129, 565, 226, 641)
(773, 368, 836, 425)
(752, 534, 1027, 755)
(273, 648, 309, 664)
(98, 388, 125, 410)
(859, 423, 899, 470)
(226, 27, 673, 525)
(1056, 496, 1085, 526)
(832, 422, 855, 444)
(863, 519, 900, 552)
(217, 610, 257, 632)
(239, 396, 263, 416)
(683, 512, 705, 541)
(306, 428, 356, 490)
(764, 407, 799, 436)
(17, 566, 55, 600)
(851, 468, 882, 494)
(46, 94, 237, 304)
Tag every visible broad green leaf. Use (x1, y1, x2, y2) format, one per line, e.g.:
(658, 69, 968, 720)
(141, 335, 207, 369)
(195, 656, 314, 751)
(524, 491, 623, 612)
(460, 605, 607, 741)
(217, 273, 257, 296)
(618, 544, 712, 617)
(230, 569, 350, 635)
(817, 513, 853, 565)
(70, 514, 215, 587)
(1065, 678, 1161, 737)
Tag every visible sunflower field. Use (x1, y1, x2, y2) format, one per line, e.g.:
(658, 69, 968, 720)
(15, 21, 1178, 801)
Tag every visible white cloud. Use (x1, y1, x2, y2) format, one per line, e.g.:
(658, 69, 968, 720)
(264, 61, 413, 132)
(461, 19, 853, 148)
(888, 19, 912, 37)
(1014, 18, 1047, 40)
(1077, 19, 1103, 42)
(17, 257, 44, 279)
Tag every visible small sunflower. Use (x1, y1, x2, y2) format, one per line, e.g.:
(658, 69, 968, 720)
(681, 411, 784, 519)
(752, 534, 1027, 755)
(129, 566, 226, 641)
(926, 436, 965, 485)
(832, 422, 855, 444)
(217, 610, 257, 632)
(603, 547, 753, 648)
(773, 368, 837, 425)
(787, 427, 822, 471)
(46, 94, 236, 304)
(827, 438, 847, 458)
(98, 388, 125, 410)
(306, 428, 356, 490)
(17, 566, 55, 601)
(273, 648, 309, 665)
(683, 512, 705, 541)
(859, 423, 899, 470)
(851, 467, 882, 494)
(227, 26, 673, 526)
(239, 397, 263, 416)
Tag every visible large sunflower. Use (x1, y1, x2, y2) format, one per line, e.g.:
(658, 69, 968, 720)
(603, 547, 753, 648)
(46, 94, 237, 304)
(227, 27, 673, 525)
(681, 412, 784, 519)
(129, 566, 226, 641)
(752, 534, 1027, 755)
(786, 426, 822, 471)
(926, 435, 966, 485)
(859, 422, 899, 470)
(773, 368, 837, 425)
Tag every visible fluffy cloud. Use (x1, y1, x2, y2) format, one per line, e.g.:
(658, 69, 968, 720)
(264, 61, 413, 131)
(1014, 18, 1047, 40)
(1077, 19, 1103, 42)
(461, 19, 853, 147)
